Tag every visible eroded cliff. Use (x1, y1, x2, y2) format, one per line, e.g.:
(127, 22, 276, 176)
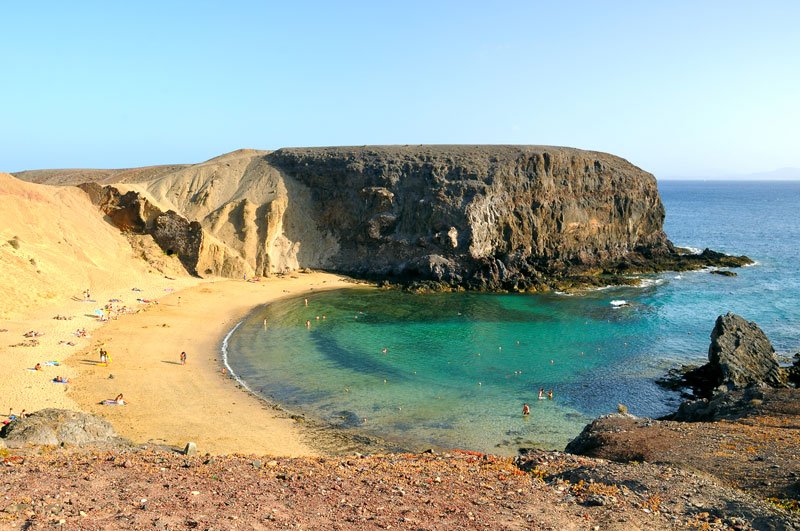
(15, 146, 750, 289)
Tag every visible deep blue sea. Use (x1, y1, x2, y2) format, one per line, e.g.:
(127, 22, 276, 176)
(225, 181, 800, 454)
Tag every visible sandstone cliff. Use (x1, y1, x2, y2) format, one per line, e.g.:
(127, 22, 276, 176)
(0, 173, 186, 319)
(14, 146, 750, 289)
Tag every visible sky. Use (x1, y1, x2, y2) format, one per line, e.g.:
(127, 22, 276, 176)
(1, 1, 798, 178)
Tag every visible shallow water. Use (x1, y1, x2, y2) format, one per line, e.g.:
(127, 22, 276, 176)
(225, 181, 800, 454)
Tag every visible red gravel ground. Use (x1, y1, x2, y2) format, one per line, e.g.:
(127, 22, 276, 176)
(1, 447, 796, 530)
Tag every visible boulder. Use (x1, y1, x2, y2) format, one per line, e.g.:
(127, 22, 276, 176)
(0, 409, 119, 448)
(708, 313, 787, 390)
(789, 353, 800, 387)
(184, 441, 198, 456)
(666, 314, 789, 398)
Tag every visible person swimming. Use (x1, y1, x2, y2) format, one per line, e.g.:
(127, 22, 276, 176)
(547, 389, 553, 400)
(522, 403, 530, 416)
(538, 388, 545, 400)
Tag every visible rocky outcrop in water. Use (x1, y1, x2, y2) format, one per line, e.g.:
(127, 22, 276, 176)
(21, 146, 751, 289)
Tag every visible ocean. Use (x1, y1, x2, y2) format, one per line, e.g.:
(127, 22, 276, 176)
(224, 180, 800, 454)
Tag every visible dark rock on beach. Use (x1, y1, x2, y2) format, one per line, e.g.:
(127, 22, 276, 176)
(0, 408, 126, 448)
(707, 313, 788, 389)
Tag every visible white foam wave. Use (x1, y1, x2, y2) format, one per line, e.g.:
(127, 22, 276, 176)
(682, 246, 703, 255)
(610, 300, 628, 307)
(220, 321, 255, 394)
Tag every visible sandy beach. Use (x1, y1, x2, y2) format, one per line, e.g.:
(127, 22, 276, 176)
(0, 266, 354, 456)
(64, 272, 353, 456)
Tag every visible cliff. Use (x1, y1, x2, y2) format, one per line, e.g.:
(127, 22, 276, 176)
(0, 173, 186, 319)
(14, 145, 750, 289)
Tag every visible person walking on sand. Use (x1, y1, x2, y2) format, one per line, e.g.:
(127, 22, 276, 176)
(522, 403, 530, 416)
(180, 351, 187, 365)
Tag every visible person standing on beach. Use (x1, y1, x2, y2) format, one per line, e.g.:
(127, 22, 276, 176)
(180, 351, 187, 365)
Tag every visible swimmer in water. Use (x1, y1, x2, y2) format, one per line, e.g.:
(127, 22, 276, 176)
(538, 388, 545, 400)
(304, 298, 308, 307)
(547, 389, 553, 400)
(306, 320, 311, 329)
(522, 403, 530, 416)
(381, 347, 388, 354)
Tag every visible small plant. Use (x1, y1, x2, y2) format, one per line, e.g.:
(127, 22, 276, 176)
(766, 497, 800, 513)
(617, 403, 628, 414)
(642, 494, 661, 513)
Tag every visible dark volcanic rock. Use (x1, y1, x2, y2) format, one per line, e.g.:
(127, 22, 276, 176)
(1, 409, 122, 448)
(790, 352, 800, 386)
(674, 313, 789, 397)
(267, 146, 751, 290)
(78, 183, 203, 275)
(564, 414, 653, 461)
(708, 313, 787, 389)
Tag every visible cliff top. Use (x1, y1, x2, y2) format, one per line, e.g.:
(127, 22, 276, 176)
(13, 145, 643, 186)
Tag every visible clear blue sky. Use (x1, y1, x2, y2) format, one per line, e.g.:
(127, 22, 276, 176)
(1, 1, 798, 177)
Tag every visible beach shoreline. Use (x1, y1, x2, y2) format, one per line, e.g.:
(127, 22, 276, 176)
(58, 271, 355, 456)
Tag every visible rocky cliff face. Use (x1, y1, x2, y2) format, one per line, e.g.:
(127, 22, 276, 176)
(16, 146, 751, 289)
(266, 146, 672, 289)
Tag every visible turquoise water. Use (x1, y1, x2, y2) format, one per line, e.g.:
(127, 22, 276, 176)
(226, 181, 800, 454)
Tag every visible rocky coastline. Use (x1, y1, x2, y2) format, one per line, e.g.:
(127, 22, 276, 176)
(2, 313, 799, 528)
(565, 313, 800, 524)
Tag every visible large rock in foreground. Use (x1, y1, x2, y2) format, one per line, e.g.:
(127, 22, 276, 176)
(1, 409, 122, 448)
